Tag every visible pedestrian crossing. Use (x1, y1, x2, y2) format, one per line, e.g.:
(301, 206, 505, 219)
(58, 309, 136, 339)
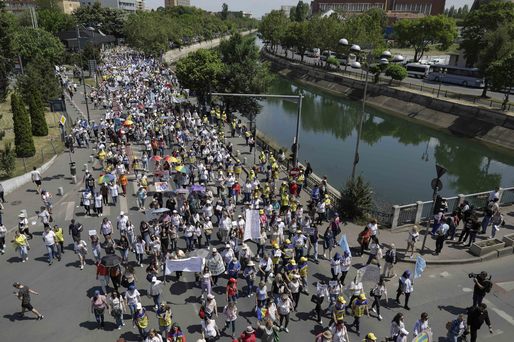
(59, 195, 130, 221)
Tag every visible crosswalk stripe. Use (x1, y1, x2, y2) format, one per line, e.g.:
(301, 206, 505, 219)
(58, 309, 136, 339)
(119, 195, 128, 214)
(484, 299, 514, 326)
(103, 204, 111, 216)
(64, 201, 75, 221)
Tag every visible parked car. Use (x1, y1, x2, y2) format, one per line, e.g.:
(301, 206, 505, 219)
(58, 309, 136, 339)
(305, 48, 321, 58)
(320, 50, 336, 61)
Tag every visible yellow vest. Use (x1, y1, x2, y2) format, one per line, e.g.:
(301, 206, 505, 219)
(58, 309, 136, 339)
(352, 299, 367, 317)
(135, 312, 149, 328)
(334, 303, 345, 321)
(158, 310, 172, 327)
(54, 228, 64, 243)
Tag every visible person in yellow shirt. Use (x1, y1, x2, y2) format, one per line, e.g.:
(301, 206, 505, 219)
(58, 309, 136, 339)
(157, 303, 173, 341)
(53, 225, 65, 255)
(133, 303, 150, 339)
(12, 231, 29, 262)
(351, 293, 369, 336)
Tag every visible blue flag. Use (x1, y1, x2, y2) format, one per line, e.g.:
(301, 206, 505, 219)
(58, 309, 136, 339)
(339, 234, 351, 257)
(414, 255, 426, 279)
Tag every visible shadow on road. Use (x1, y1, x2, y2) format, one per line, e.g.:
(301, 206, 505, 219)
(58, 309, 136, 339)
(3, 313, 35, 321)
(119, 331, 141, 341)
(186, 324, 202, 334)
(437, 304, 467, 315)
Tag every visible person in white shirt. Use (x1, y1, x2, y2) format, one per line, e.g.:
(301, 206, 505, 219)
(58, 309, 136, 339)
(42, 226, 60, 264)
(149, 277, 164, 310)
(412, 312, 430, 336)
(31, 167, 42, 193)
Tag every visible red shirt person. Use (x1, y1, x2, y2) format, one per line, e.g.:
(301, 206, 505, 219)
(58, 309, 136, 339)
(238, 326, 256, 342)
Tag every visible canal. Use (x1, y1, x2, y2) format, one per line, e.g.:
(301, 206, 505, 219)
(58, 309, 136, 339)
(255, 76, 514, 204)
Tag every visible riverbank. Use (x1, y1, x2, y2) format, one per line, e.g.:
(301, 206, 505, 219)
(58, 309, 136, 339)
(261, 49, 514, 152)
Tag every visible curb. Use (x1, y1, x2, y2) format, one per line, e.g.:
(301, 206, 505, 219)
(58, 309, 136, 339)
(4, 155, 58, 195)
(396, 250, 511, 265)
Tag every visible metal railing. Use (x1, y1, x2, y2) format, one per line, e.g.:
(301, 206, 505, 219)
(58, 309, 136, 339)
(263, 48, 513, 112)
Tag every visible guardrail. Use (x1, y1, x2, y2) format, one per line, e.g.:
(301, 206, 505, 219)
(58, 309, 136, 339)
(265, 48, 513, 112)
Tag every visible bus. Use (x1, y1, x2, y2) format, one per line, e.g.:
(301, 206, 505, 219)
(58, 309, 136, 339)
(405, 63, 430, 79)
(427, 64, 485, 88)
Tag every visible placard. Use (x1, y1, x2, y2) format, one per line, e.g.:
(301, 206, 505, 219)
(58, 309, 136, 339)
(243, 209, 260, 241)
(89, 230, 97, 236)
(154, 182, 170, 192)
(165, 257, 204, 274)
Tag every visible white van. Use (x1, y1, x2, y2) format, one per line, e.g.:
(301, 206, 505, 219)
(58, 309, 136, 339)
(305, 48, 320, 58)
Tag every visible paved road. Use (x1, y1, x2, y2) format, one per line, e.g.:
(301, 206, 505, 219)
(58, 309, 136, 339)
(270, 46, 509, 105)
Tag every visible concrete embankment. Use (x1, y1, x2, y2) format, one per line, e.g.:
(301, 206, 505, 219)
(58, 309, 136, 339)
(261, 50, 514, 152)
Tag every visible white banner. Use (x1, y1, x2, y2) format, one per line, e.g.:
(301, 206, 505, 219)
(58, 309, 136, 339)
(244, 209, 260, 241)
(165, 257, 204, 274)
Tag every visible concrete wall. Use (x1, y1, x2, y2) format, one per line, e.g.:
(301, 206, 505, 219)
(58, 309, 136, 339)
(2, 156, 57, 195)
(262, 51, 514, 152)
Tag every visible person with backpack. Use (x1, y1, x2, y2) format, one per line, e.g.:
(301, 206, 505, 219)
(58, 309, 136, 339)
(382, 244, 397, 278)
(481, 198, 499, 235)
(466, 303, 493, 342)
(12, 282, 44, 320)
(472, 271, 492, 307)
(370, 276, 388, 321)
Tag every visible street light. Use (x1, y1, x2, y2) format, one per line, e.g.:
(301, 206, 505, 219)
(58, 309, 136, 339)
(338, 38, 376, 180)
(76, 24, 91, 124)
(421, 164, 447, 253)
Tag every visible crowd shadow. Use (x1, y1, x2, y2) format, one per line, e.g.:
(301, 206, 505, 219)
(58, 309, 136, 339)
(186, 324, 202, 334)
(119, 331, 141, 341)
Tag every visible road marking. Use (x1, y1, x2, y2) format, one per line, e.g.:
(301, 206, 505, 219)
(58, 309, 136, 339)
(484, 329, 504, 338)
(483, 299, 514, 326)
(64, 201, 75, 221)
(120, 195, 128, 214)
(132, 180, 138, 194)
(103, 204, 111, 216)
(462, 287, 473, 292)
(496, 281, 514, 292)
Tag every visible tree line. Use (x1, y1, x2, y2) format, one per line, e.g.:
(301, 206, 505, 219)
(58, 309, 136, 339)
(175, 33, 272, 117)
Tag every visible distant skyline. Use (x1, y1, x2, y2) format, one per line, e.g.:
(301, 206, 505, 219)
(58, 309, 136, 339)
(145, 0, 475, 17)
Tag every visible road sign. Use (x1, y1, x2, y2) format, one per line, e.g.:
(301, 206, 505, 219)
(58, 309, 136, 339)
(431, 178, 443, 191)
(436, 164, 447, 179)
(59, 115, 66, 126)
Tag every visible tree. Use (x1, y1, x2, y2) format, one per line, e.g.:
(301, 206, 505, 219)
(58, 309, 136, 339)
(175, 49, 225, 105)
(11, 27, 64, 65)
(37, 8, 75, 34)
(218, 33, 273, 116)
(10, 93, 35, 158)
(0, 3, 16, 102)
(394, 15, 457, 62)
(487, 51, 514, 109)
(221, 3, 228, 20)
(339, 176, 374, 221)
(73, 3, 126, 38)
(28, 91, 48, 136)
(18, 55, 61, 103)
(385, 64, 407, 84)
(293, 1, 309, 22)
(259, 10, 289, 51)
(461, 1, 514, 97)
(0, 141, 16, 177)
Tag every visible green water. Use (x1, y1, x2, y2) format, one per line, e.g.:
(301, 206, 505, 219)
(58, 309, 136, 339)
(256, 76, 514, 204)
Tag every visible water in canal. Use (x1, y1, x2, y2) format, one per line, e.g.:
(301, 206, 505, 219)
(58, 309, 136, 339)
(256, 76, 514, 204)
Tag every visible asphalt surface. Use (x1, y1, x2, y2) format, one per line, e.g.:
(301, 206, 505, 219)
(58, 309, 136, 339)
(271, 46, 508, 104)
(1, 72, 513, 342)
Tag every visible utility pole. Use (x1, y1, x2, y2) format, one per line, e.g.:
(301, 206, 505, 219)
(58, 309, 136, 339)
(76, 25, 91, 124)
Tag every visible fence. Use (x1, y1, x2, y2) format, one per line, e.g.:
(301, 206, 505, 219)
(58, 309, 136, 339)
(265, 49, 513, 112)
(390, 187, 514, 229)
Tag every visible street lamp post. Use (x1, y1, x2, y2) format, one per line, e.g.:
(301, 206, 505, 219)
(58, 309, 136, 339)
(76, 25, 91, 124)
(210, 92, 303, 167)
(421, 164, 447, 253)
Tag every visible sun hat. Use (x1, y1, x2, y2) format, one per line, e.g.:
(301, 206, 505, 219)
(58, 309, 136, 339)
(136, 303, 142, 310)
(245, 326, 255, 333)
(322, 330, 333, 339)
